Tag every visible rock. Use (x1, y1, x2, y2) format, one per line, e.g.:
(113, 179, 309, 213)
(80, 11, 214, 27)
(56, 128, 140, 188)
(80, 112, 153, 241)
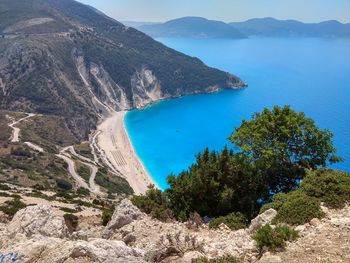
(124, 233, 137, 245)
(248, 209, 277, 233)
(295, 225, 306, 233)
(103, 199, 142, 238)
(259, 252, 282, 263)
(219, 223, 231, 231)
(183, 251, 203, 262)
(310, 218, 321, 227)
(3, 237, 145, 263)
(5, 205, 68, 238)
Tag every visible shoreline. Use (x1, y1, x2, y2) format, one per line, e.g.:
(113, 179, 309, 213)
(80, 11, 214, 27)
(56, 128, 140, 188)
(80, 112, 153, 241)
(95, 111, 155, 194)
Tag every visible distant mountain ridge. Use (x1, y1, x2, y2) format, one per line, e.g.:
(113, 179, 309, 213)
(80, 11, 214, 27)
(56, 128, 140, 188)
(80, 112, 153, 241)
(138, 17, 246, 39)
(230, 17, 350, 38)
(132, 16, 350, 39)
(0, 1, 245, 139)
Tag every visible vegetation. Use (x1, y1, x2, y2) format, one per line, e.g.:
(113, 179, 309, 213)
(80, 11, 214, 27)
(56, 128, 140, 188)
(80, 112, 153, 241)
(101, 210, 113, 226)
(193, 255, 240, 263)
(77, 164, 90, 183)
(95, 167, 134, 195)
(209, 212, 248, 230)
(252, 224, 299, 253)
(150, 232, 204, 262)
(261, 169, 350, 225)
(0, 197, 26, 217)
(267, 191, 323, 225)
(130, 106, 346, 229)
(131, 185, 173, 222)
(60, 207, 78, 214)
(164, 106, 340, 221)
(63, 213, 79, 233)
(301, 169, 350, 209)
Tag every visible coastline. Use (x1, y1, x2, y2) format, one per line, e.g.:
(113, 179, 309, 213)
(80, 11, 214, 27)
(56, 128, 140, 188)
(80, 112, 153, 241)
(95, 111, 155, 194)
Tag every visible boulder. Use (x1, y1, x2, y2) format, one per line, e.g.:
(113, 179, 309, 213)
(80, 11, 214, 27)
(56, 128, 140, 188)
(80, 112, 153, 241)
(103, 199, 142, 238)
(248, 209, 277, 233)
(259, 252, 282, 263)
(6, 205, 68, 238)
(2, 237, 145, 263)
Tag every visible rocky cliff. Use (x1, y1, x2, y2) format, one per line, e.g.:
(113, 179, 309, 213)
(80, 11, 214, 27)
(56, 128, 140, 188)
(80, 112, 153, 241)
(0, 193, 349, 263)
(0, 0, 245, 140)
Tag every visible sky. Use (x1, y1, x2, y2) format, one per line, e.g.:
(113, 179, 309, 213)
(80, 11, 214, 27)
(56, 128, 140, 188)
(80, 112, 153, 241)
(78, 0, 350, 23)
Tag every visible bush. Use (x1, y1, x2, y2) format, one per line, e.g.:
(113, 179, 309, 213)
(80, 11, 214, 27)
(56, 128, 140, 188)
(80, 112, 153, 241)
(252, 224, 298, 253)
(0, 198, 26, 218)
(64, 213, 79, 233)
(102, 210, 113, 226)
(95, 169, 133, 195)
(60, 207, 77, 213)
(56, 179, 73, 191)
(193, 255, 239, 263)
(76, 187, 90, 196)
(131, 185, 173, 222)
(209, 212, 248, 230)
(301, 169, 350, 209)
(150, 232, 204, 262)
(261, 191, 323, 225)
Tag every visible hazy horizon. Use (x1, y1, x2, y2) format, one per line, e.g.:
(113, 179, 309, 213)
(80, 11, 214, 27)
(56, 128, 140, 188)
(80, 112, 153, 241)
(78, 0, 350, 24)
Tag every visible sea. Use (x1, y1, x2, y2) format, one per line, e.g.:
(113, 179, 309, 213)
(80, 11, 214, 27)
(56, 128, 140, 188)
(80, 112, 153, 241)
(125, 37, 350, 189)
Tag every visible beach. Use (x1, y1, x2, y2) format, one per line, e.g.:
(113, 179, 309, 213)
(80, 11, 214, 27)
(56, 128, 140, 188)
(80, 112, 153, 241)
(95, 111, 155, 194)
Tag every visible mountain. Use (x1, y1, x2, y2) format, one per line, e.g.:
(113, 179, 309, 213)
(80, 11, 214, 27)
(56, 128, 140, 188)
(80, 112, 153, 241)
(122, 21, 161, 28)
(0, 1, 245, 140)
(137, 17, 247, 39)
(229, 17, 350, 38)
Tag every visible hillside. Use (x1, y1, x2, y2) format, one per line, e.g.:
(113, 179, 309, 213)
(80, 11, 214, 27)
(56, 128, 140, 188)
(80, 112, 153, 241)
(137, 17, 247, 39)
(0, 0, 245, 140)
(230, 17, 350, 38)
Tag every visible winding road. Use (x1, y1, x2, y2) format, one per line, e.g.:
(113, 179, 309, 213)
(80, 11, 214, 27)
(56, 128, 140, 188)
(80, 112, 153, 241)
(57, 146, 102, 195)
(8, 113, 36, 143)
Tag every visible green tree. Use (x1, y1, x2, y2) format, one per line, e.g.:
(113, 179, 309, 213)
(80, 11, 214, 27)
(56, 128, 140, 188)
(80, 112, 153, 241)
(229, 105, 341, 198)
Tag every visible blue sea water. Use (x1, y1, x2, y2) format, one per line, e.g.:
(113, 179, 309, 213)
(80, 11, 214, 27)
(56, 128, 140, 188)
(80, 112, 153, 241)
(125, 38, 350, 189)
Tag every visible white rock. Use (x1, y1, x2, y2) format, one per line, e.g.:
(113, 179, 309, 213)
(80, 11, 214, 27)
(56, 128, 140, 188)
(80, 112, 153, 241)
(248, 209, 277, 233)
(5, 205, 68, 238)
(259, 252, 282, 263)
(103, 199, 142, 238)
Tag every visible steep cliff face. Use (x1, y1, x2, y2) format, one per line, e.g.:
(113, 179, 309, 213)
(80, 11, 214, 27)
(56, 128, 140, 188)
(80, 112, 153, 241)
(0, 0, 246, 139)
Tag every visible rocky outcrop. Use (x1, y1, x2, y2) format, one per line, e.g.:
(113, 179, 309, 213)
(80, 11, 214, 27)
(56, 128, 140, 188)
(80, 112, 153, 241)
(274, 205, 350, 263)
(5, 204, 69, 238)
(248, 208, 277, 233)
(103, 199, 142, 238)
(0, 200, 348, 263)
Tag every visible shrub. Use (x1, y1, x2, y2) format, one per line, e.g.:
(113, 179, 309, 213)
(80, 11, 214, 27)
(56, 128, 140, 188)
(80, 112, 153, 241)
(95, 169, 133, 195)
(131, 185, 173, 222)
(301, 169, 350, 209)
(193, 255, 239, 263)
(0, 183, 11, 191)
(60, 207, 77, 213)
(261, 191, 324, 225)
(150, 232, 204, 262)
(0, 198, 26, 218)
(252, 224, 298, 253)
(102, 210, 113, 226)
(64, 213, 79, 233)
(56, 179, 73, 191)
(209, 212, 248, 230)
(76, 187, 90, 196)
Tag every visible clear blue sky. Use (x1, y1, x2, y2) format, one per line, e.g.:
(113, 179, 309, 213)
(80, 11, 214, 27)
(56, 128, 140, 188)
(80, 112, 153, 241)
(78, 0, 350, 23)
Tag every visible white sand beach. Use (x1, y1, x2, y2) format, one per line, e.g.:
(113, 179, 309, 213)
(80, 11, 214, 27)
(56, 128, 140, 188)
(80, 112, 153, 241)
(95, 111, 155, 194)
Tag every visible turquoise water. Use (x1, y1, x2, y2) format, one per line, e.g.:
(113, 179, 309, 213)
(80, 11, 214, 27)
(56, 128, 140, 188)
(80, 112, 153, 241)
(125, 38, 350, 189)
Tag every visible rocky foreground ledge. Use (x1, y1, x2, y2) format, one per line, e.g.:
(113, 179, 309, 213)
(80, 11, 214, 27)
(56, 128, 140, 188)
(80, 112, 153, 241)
(0, 200, 349, 263)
